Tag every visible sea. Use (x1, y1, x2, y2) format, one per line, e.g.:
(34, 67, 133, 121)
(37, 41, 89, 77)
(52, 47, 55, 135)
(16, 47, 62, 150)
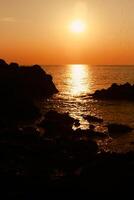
(42, 65, 134, 153)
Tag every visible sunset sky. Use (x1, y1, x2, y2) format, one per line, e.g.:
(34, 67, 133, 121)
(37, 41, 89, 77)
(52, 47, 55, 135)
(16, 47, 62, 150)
(0, 0, 134, 65)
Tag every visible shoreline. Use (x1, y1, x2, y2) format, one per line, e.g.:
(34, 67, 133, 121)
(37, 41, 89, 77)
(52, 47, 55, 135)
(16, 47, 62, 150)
(0, 59, 134, 195)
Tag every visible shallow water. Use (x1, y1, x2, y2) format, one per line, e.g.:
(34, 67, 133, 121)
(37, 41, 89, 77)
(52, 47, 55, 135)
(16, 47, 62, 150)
(42, 65, 134, 152)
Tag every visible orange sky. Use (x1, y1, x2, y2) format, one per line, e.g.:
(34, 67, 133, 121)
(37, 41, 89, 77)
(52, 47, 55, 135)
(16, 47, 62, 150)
(0, 0, 134, 65)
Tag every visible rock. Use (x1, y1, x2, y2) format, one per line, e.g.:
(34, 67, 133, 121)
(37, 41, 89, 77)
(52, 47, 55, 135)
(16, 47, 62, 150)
(0, 59, 58, 99)
(39, 111, 76, 137)
(0, 59, 58, 122)
(88, 125, 107, 138)
(92, 83, 134, 101)
(0, 59, 8, 67)
(107, 123, 133, 136)
(74, 127, 107, 140)
(83, 114, 103, 123)
(74, 119, 80, 127)
(18, 65, 58, 98)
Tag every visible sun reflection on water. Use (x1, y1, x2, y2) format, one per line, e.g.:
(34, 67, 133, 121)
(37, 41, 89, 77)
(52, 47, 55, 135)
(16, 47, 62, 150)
(67, 64, 91, 96)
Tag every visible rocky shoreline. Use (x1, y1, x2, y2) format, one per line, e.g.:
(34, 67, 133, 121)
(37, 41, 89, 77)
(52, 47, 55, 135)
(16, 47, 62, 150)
(0, 110, 134, 195)
(92, 82, 134, 101)
(0, 59, 134, 196)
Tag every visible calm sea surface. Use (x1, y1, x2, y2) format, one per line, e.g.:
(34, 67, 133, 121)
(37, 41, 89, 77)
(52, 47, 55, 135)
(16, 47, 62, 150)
(42, 65, 134, 152)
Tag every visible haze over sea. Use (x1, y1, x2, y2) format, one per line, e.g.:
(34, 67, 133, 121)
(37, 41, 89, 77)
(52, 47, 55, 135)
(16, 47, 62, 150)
(43, 65, 134, 152)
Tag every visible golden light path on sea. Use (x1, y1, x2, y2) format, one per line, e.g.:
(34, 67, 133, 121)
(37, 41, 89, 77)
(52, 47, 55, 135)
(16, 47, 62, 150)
(67, 64, 91, 97)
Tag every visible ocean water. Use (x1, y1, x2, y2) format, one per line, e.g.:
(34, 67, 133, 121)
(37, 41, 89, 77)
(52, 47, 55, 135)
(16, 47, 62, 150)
(42, 65, 134, 152)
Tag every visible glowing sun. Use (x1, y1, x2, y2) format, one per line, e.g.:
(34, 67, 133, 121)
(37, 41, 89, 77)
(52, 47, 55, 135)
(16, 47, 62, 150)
(70, 20, 85, 33)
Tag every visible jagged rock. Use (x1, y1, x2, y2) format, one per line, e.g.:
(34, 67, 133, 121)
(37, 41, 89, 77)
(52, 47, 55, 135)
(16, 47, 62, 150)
(18, 65, 58, 98)
(39, 110, 77, 137)
(0, 59, 58, 121)
(92, 83, 134, 101)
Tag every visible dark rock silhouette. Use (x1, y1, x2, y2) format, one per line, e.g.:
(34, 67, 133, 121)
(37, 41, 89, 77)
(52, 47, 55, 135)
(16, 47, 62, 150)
(0, 59, 58, 122)
(92, 83, 134, 100)
(0, 59, 8, 67)
(82, 114, 103, 123)
(39, 111, 106, 140)
(74, 127, 107, 140)
(39, 110, 79, 137)
(0, 111, 133, 195)
(18, 65, 58, 98)
(0, 121, 134, 195)
(107, 123, 133, 136)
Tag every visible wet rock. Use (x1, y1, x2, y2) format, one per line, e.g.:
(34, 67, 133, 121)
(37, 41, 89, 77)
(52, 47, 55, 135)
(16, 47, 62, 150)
(88, 124, 107, 138)
(74, 119, 80, 127)
(74, 127, 107, 140)
(107, 123, 133, 136)
(82, 114, 103, 123)
(92, 82, 134, 101)
(39, 111, 76, 137)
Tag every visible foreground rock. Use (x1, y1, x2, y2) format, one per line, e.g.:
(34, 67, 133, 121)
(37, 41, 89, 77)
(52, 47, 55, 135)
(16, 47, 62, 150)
(0, 111, 134, 195)
(39, 110, 79, 137)
(39, 111, 107, 140)
(92, 83, 134, 101)
(0, 122, 98, 180)
(0, 124, 134, 195)
(0, 59, 58, 122)
(107, 123, 133, 136)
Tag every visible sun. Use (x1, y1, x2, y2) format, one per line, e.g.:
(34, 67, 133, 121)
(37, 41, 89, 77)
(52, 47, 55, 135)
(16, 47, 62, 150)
(70, 20, 85, 33)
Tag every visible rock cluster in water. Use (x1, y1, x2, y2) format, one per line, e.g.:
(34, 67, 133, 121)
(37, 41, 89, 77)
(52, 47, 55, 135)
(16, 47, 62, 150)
(92, 83, 134, 100)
